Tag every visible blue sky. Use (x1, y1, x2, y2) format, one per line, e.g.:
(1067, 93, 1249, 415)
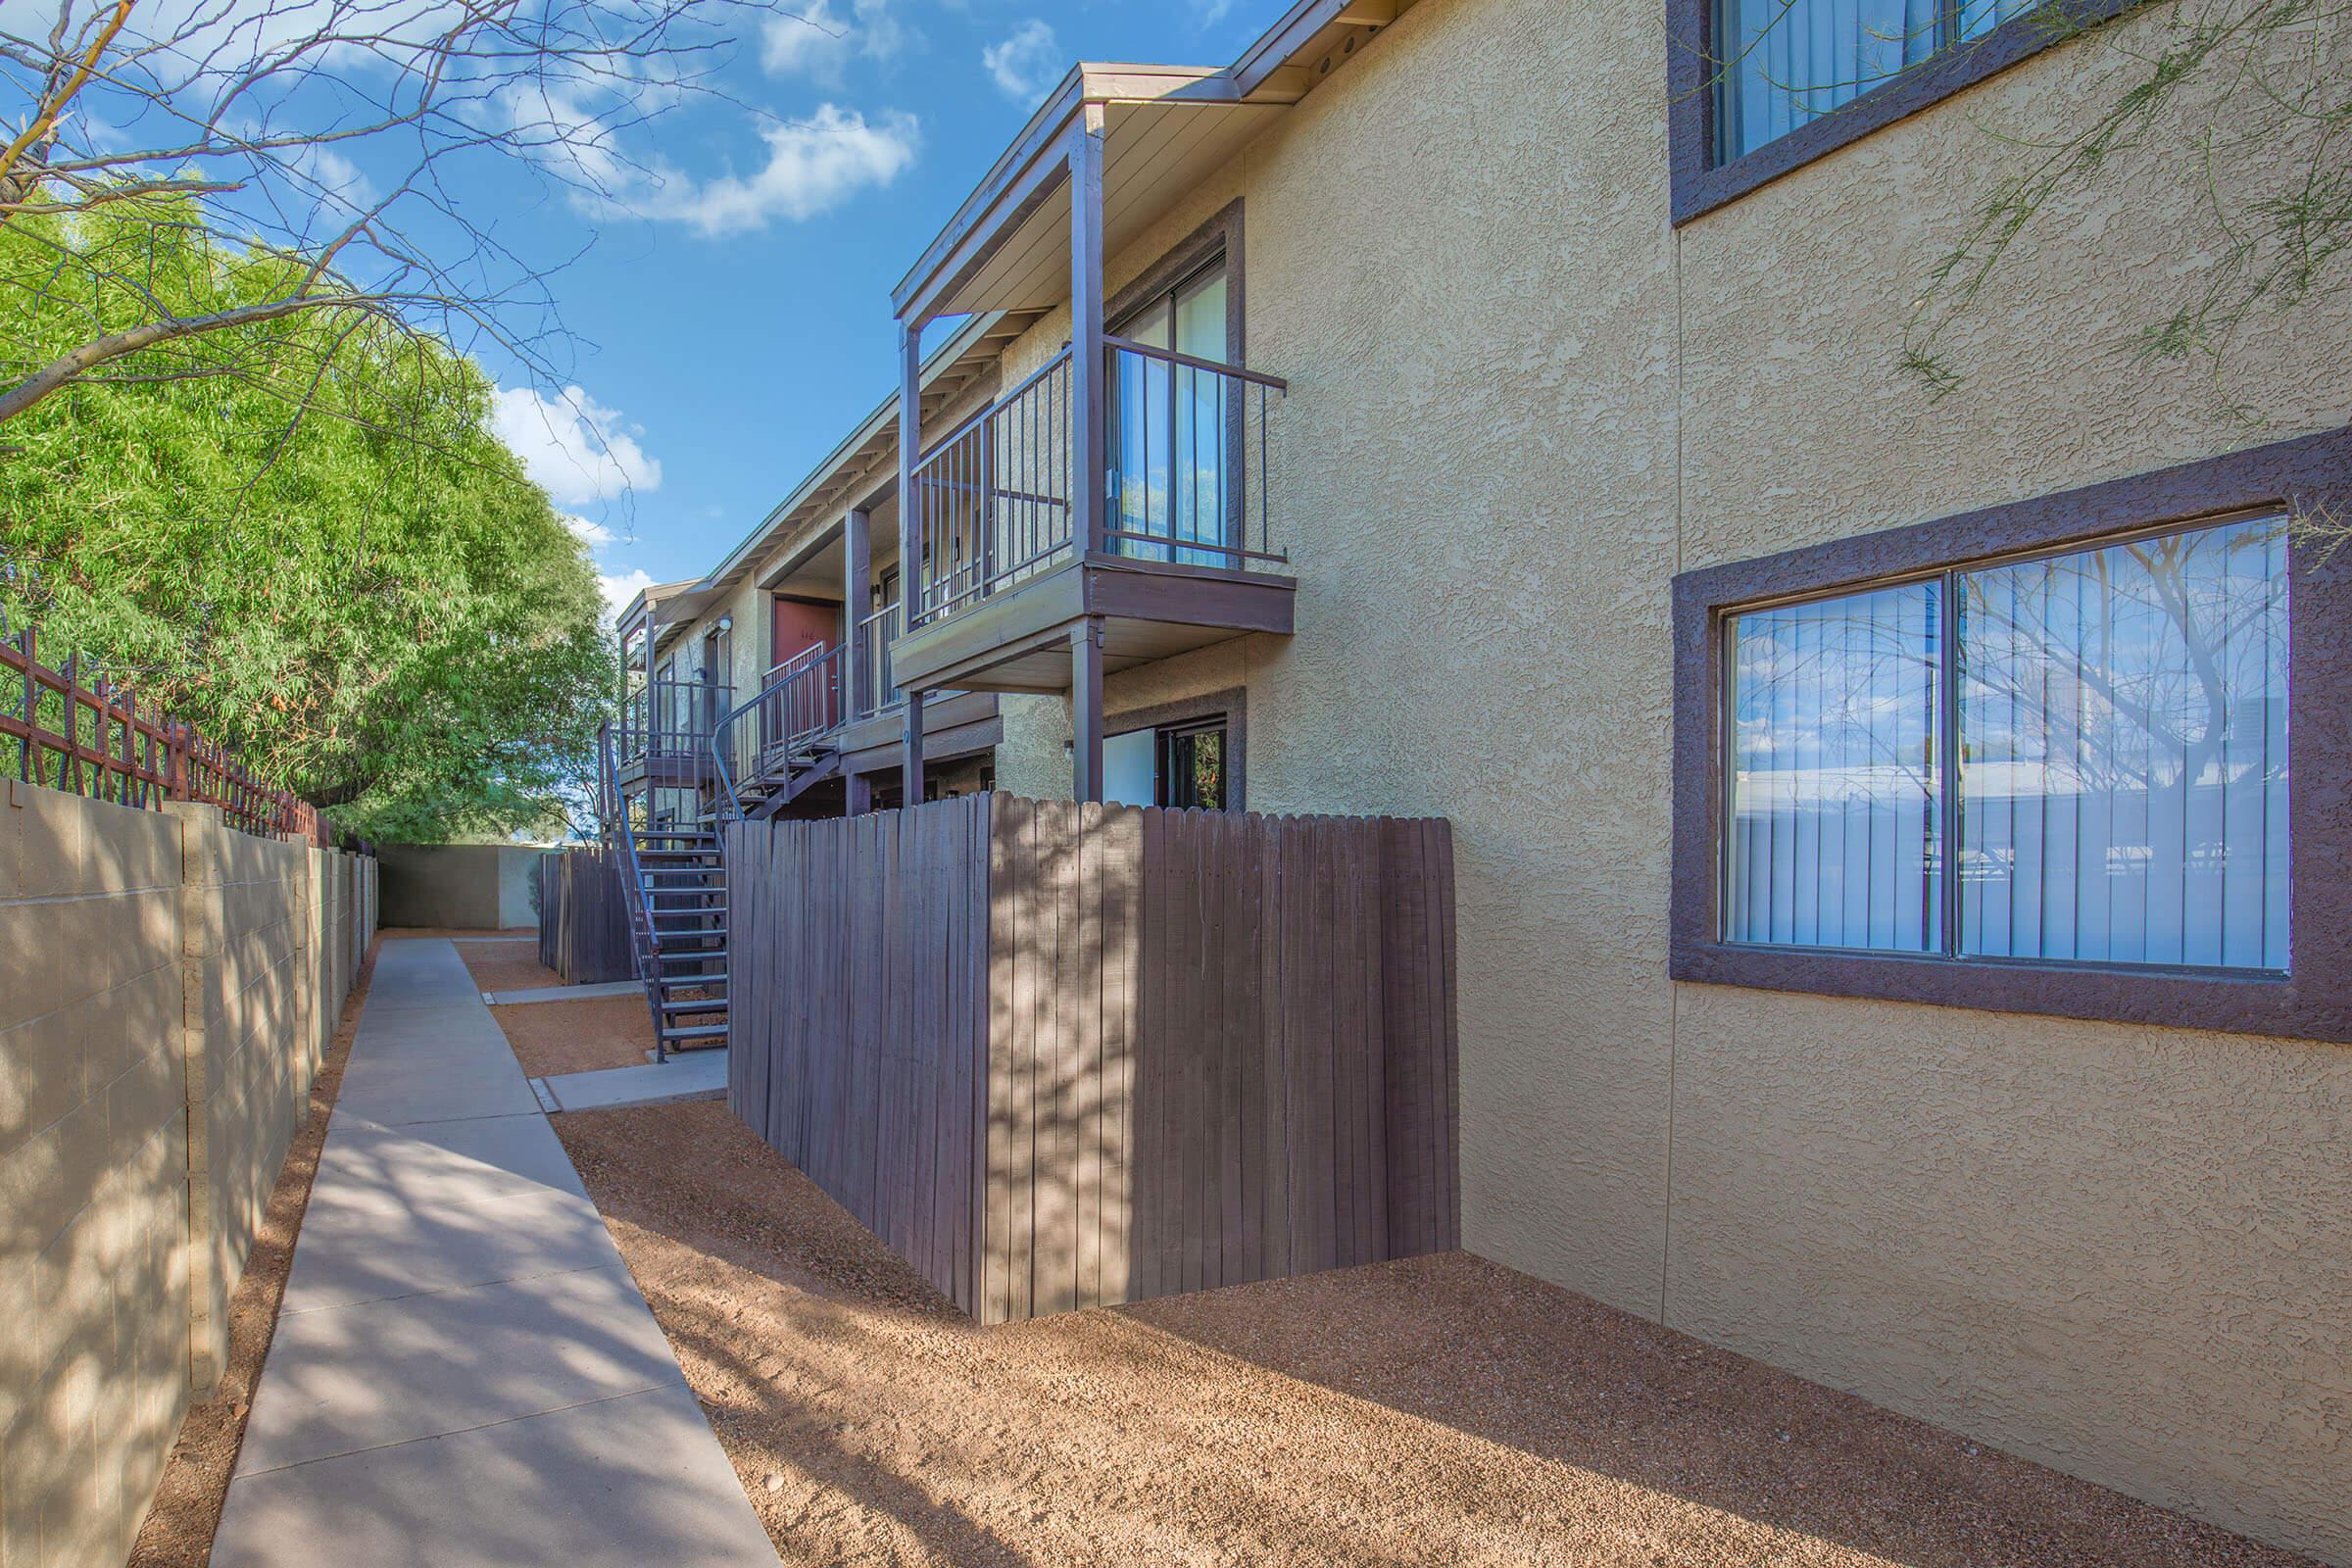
(478, 0, 1286, 612)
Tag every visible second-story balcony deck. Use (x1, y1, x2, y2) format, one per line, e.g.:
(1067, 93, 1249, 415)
(888, 336, 1294, 695)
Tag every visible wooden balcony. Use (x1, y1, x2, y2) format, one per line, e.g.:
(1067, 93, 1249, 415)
(889, 338, 1294, 696)
(613, 677, 730, 789)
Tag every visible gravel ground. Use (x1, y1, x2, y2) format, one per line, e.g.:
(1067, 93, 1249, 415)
(126, 941, 380, 1567)
(489, 994, 658, 1076)
(452, 938, 564, 994)
(555, 1102, 2313, 1568)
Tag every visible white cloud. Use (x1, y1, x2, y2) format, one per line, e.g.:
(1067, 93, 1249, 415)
(562, 514, 617, 550)
(491, 385, 662, 506)
(634, 105, 917, 238)
(761, 0, 909, 82)
(597, 567, 658, 620)
(983, 20, 1062, 103)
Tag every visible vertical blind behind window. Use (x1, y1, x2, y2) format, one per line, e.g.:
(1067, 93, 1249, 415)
(1725, 514, 2290, 971)
(1714, 0, 2036, 162)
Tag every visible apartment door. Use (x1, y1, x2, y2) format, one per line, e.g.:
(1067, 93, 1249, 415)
(770, 595, 836, 671)
(769, 593, 841, 735)
(1110, 258, 1229, 566)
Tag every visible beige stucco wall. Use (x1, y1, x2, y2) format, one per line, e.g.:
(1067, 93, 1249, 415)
(0, 783, 372, 1568)
(967, 0, 2352, 1558)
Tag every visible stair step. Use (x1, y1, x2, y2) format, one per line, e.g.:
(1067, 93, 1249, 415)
(651, 948, 727, 963)
(660, 1022, 729, 1045)
(660, 972, 726, 989)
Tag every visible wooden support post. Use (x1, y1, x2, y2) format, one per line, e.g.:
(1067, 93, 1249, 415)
(899, 318, 927, 807)
(1068, 106, 1108, 560)
(843, 505, 871, 716)
(1072, 616, 1104, 804)
(845, 768, 871, 817)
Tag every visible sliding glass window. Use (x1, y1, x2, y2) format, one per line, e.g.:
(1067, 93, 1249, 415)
(1725, 513, 2290, 971)
(1713, 0, 2036, 162)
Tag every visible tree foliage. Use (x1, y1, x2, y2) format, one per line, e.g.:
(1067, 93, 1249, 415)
(0, 0, 783, 424)
(0, 199, 612, 842)
(1900, 0, 2352, 405)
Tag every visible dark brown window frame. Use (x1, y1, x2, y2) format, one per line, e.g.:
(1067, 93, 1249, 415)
(1667, 0, 2141, 226)
(1669, 428, 2352, 1043)
(1104, 686, 1247, 810)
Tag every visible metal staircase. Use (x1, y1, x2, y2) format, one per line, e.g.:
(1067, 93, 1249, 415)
(599, 724, 729, 1063)
(711, 645, 847, 821)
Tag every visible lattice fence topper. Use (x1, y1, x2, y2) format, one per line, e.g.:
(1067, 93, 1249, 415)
(0, 611, 334, 846)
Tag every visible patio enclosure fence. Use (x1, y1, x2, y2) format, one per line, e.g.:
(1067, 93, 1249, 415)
(726, 794, 1457, 1323)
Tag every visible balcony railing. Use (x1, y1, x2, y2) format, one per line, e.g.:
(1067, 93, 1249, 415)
(615, 676, 732, 772)
(854, 601, 904, 718)
(906, 338, 1287, 632)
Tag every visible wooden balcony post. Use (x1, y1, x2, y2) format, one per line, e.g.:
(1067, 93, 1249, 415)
(1071, 616, 1104, 803)
(899, 318, 927, 805)
(843, 505, 870, 714)
(1068, 104, 1107, 560)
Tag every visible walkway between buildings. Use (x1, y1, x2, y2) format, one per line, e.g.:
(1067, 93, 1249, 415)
(211, 937, 772, 1567)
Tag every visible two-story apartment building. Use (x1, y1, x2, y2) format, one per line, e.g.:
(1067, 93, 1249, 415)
(614, 0, 2351, 1558)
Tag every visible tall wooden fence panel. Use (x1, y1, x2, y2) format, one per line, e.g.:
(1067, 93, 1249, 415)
(727, 794, 1454, 1323)
(727, 797, 990, 1308)
(539, 847, 636, 984)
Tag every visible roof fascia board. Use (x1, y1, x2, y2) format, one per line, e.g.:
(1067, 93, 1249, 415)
(1233, 0, 1356, 96)
(892, 63, 1252, 323)
(892, 73, 1087, 318)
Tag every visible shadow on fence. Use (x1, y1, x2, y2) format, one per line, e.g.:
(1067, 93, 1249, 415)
(726, 794, 1457, 1324)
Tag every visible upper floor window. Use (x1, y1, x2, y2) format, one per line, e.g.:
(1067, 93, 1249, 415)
(1714, 0, 2034, 160)
(1725, 513, 2290, 971)
(1669, 0, 2128, 223)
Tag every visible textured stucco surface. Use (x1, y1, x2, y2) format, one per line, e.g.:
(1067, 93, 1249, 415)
(0, 786, 372, 1568)
(951, 0, 2352, 1558)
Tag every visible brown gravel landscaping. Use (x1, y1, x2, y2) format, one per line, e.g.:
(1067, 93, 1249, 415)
(489, 993, 658, 1076)
(452, 937, 564, 994)
(553, 1101, 2314, 1568)
(126, 940, 379, 1568)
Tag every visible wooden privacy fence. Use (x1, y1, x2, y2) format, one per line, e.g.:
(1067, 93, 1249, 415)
(537, 846, 637, 984)
(726, 793, 1457, 1324)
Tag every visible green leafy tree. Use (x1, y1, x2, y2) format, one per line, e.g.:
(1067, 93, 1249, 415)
(0, 200, 612, 842)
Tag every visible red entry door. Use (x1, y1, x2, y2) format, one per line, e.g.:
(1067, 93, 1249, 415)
(767, 594, 843, 738)
(769, 595, 839, 672)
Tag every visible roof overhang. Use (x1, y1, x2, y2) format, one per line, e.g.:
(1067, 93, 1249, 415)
(891, 0, 1409, 325)
(891, 66, 1301, 325)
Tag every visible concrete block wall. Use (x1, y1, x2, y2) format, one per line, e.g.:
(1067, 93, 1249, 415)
(0, 782, 186, 1568)
(0, 782, 373, 1568)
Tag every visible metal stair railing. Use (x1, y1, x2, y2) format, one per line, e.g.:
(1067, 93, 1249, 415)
(598, 720, 667, 1047)
(711, 642, 846, 822)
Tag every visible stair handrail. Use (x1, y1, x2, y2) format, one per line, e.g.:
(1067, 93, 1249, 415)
(710, 644, 845, 822)
(598, 720, 660, 959)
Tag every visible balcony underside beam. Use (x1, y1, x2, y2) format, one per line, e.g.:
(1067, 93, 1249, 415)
(888, 556, 1296, 695)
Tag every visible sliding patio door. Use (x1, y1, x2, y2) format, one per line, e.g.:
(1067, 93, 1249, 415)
(1110, 260, 1231, 567)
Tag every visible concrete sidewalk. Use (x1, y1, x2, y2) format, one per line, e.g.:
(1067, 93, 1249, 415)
(213, 938, 773, 1567)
